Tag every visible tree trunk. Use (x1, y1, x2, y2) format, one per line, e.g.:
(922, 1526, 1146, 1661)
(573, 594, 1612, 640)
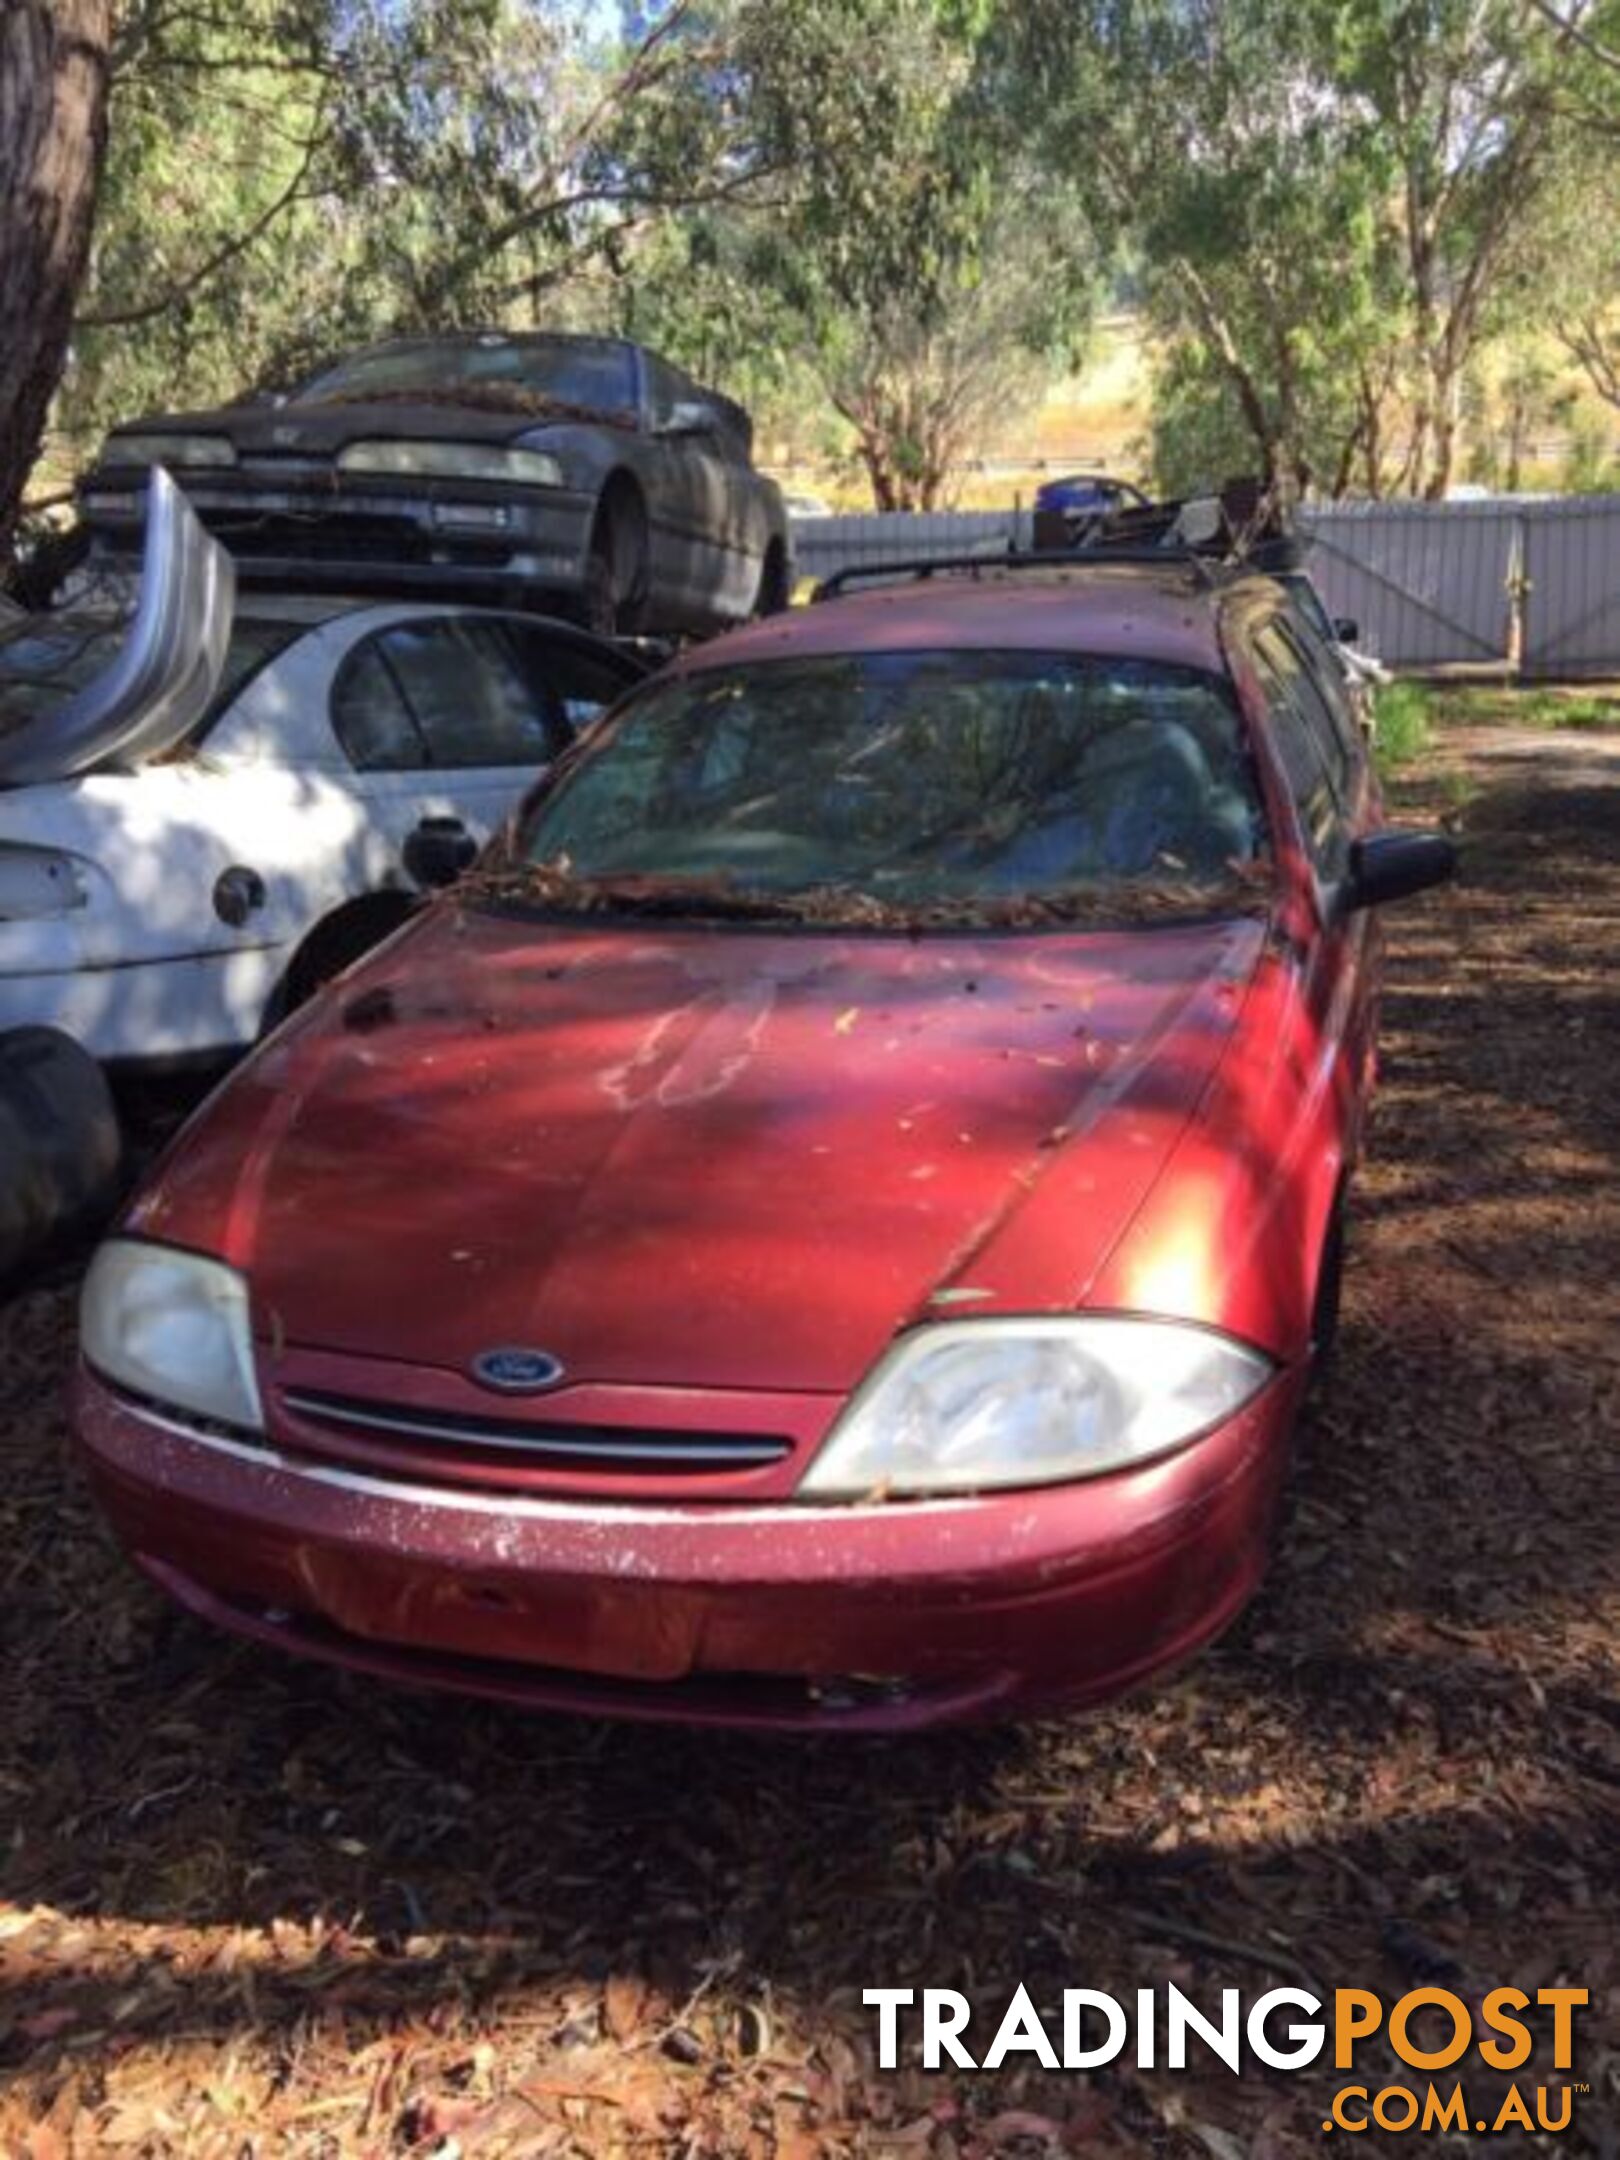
(0, 0, 113, 558)
(857, 434, 901, 512)
(1423, 364, 1464, 501)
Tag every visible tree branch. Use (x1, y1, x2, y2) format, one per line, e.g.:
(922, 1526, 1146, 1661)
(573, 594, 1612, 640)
(73, 131, 324, 330)
(1527, 0, 1620, 72)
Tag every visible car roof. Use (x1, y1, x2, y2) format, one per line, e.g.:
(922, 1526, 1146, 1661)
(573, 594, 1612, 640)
(682, 563, 1269, 677)
(324, 330, 636, 359)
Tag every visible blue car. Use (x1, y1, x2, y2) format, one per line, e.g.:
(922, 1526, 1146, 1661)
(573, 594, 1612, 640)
(1034, 472, 1148, 520)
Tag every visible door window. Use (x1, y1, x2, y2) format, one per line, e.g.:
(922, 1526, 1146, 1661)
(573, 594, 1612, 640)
(330, 641, 425, 771)
(1252, 622, 1351, 881)
(1287, 614, 1368, 787)
(333, 618, 627, 773)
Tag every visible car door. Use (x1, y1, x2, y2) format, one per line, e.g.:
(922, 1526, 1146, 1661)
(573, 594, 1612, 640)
(328, 611, 638, 876)
(1249, 610, 1381, 1155)
(641, 357, 742, 621)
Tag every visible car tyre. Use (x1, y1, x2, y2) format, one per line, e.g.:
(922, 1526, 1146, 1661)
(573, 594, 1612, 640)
(751, 540, 790, 618)
(0, 1027, 123, 1281)
(260, 891, 421, 1036)
(1310, 1188, 1347, 1371)
(582, 490, 650, 637)
(581, 542, 617, 637)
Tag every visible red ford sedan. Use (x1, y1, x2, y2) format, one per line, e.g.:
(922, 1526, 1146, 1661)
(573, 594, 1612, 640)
(73, 556, 1453, 1730)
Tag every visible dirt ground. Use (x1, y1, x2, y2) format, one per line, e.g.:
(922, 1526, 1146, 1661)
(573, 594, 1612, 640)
(1, 727, 1616, 2158)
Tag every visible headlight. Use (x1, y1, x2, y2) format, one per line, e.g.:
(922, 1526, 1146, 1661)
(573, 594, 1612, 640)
(106, 433, 236, 469)
(335, 441, 563, 487)
(81, 1239, 263, 1433)
(798, 1318, 1272, 1500)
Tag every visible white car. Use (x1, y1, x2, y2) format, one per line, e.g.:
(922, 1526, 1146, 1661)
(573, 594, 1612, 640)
(0, 472, 643, 1268)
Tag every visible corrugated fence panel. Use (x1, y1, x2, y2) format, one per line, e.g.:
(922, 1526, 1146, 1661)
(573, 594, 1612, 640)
(790, 497, 1620, 675)
(1300, 503, 1518, 668)
(792, 510, 1031, 586)
(1521, 497, 1620, 679)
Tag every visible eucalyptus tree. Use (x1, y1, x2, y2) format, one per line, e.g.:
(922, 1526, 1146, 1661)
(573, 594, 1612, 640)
(6, 0, 788, 540)
(0, 2, 113, 552)
(1004, 0, 1402, 499)
(1325, 0, 1573, 496)
(707, 0, 1097, 509)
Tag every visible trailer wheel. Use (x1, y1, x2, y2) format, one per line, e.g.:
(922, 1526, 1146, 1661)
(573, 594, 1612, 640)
(0, 1028, 123, 1281)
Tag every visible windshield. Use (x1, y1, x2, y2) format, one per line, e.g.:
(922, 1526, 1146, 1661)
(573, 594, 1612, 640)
(295, 336, 638, 422)
(0, 612, 296, 750)
(494, 650, 1270, 930)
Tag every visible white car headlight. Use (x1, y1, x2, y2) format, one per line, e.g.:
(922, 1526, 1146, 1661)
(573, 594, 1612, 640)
(81, 1239, 263, 1433)
(335, 441, 563, 487)
(798, 1318, 1273, 1501)
(107, 432, 236, 469)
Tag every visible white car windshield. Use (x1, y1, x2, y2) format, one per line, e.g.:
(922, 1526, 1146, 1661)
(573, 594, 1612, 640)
(496, 649, 1271, 930)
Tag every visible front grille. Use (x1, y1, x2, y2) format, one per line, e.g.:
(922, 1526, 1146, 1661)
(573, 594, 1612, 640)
(199, 510, 515, 568)
(281, 1387, 791, 1474)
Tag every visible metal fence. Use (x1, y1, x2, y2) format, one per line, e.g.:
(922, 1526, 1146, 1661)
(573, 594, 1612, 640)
(1517, 497, 1620, 679)
(791, 495, 1620, 678)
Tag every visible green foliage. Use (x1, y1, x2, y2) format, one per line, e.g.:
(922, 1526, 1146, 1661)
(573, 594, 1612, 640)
(605, 0, 1097, 507)
(1147, 350, 1268, 499)
(45, 0, 782, 487)
(1559, 408, 1619, 493)
(1373, 682, 1434, 772)
(20, 0, 1620, 517)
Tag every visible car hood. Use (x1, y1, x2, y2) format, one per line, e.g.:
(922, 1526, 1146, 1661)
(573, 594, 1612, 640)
(102, 398, 619, 461)
(132, 904, 1265, 1394)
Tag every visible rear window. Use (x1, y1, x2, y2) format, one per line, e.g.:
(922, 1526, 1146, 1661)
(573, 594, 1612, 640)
(195, 619, 303, 731)
(0, 614, 127, 738)
(501, 649, 1270, 930)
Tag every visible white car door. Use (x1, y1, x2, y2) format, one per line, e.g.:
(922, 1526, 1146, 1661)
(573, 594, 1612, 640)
(320, 608, 639, 880)
(0, 605, 639, 1064)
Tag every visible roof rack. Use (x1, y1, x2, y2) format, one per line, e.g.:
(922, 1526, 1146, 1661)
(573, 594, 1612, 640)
(810, 543, 1221, 604)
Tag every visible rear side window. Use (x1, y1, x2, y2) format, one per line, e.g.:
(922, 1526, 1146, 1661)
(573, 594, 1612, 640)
(332, 618, 626, 772)
(193, 619, 306, 741)
(1252, 622, 1350, 880)
(331, 642, 422, 770)
(1286, 613, 1367, 787)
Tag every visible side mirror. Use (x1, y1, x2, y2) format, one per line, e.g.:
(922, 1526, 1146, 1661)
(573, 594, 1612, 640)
(1332, 616, 1361, 645)
(657, 399, 713, 438)
(1345, 830, 1456, 911)
(404, 815, 477, 889)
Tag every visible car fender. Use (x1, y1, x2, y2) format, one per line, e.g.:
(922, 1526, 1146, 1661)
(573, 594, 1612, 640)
(1083, 937, 1358, 1364)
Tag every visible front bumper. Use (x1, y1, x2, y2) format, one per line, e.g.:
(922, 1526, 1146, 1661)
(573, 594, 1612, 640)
(80, 470, 596, 597)
(74, 1363, 1305, 1731)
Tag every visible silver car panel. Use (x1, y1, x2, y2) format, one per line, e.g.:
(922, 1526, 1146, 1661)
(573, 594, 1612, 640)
(0, 468, 234, 785)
